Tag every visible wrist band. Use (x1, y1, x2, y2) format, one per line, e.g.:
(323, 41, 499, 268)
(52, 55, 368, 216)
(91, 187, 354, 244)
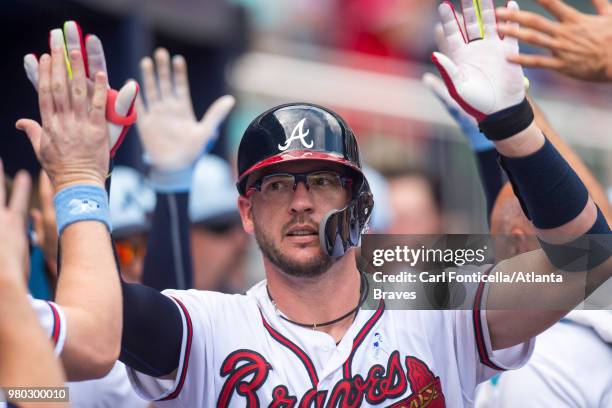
(142, 153, 195, 193)
(148, 166, 194, 193)
(538, 206, 612, 272)
(479, 98, 535, 141)
(54, 184, 111, 235)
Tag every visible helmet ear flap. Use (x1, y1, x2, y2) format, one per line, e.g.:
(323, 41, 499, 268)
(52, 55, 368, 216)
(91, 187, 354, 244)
(319, 182, 374, 257)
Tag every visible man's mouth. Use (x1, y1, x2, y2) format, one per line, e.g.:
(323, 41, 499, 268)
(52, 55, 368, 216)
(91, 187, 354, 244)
(286, 225, 318, 237)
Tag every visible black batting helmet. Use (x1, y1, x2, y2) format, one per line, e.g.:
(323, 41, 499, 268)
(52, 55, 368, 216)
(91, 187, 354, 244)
(236, 103, 374, 257)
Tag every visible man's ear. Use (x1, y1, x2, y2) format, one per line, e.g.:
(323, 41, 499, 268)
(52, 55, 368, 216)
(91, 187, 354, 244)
(505, 227, 524, 259)
(238, 195, 255, 235)
(510, 227, 538, 256)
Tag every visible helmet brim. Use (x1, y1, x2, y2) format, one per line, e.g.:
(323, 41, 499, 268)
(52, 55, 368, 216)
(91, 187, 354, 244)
(236, 150, 363, 196)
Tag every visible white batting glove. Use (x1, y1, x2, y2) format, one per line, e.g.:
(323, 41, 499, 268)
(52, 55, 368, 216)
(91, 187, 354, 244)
(423, 23, 494, 152)
(432, 0, 525, 122)
(135, 48, 235, 172)
(23, 21, 138, 158)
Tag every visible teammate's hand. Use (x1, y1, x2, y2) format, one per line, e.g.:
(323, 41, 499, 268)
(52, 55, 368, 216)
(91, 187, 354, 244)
(496, 0, 612, 82)
(0, 162, 31, 287)
(16, 45, 115, 191)
(31, 170, 58, 278)
(432, 0, 526, 121)
(135, 48, 235, 171)
(423, 23, 494, 152)
(23, 21, 138, 157)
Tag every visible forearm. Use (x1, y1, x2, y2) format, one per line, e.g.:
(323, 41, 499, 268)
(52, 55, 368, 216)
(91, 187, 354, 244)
(55, 221, 122, 380)
(487, 249, 612, 349)
(0, 277, 66, 389)
(142, 191, 192, 291)
(492, 117, 598, 243)
(483, 103, 611, 348)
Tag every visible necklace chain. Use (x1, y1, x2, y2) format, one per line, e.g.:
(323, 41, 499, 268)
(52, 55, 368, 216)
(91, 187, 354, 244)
(266, 273, 369, 330)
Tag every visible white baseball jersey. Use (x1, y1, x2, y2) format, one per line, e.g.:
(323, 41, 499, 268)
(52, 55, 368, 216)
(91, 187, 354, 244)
(29, 295, 67, 355)
(27, 297, 148, 408)
(475, 311, 612, 408)
(126, 280, 534, 407)
(68, 361, 150, 408)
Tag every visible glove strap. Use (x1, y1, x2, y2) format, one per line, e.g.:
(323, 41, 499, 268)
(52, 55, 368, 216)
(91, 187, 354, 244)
(106, 88, 137, 126)
(478, 98, 534, 141)
(106, 88, 138, 158)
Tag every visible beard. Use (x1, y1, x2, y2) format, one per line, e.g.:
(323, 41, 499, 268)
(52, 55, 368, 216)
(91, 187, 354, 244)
(254, 215, 336, 278)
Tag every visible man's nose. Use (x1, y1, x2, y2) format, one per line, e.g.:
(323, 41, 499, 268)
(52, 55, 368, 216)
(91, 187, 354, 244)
(289, 181, 314, 214)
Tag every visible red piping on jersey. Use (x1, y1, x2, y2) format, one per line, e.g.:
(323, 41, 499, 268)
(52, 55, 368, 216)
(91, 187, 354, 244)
(342, 300, 385, 379)
(46, 302, 61, 345)
(473, 266, 504, 371)
(160, 297, 194, 401)
(260, 310, 319, 388)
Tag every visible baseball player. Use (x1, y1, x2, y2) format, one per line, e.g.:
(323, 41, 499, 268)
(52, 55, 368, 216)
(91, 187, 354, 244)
(16, 2, 612, 408)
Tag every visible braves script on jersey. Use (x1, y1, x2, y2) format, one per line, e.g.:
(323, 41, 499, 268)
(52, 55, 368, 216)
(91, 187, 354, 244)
(126, 281, 534, 407)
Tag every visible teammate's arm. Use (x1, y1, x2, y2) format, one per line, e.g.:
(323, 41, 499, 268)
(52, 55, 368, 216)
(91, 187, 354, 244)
(432, 0, 612, 350)
(424, 70, 612, 223)
(142, 191, 192, 290)
(0, 168, 67, 405)
(17, 46, 123, 380)
(115, 49, 235, 380)
(135, 48, 234, 291)
(423, 18, 611, 222)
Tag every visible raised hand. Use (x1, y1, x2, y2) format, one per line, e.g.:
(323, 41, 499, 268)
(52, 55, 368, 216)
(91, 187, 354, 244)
(496, 0, 612, 82)
(23, 21, 138, 157)
(423, 23, 494, 152)
(17, 44, 117, 191)
(136, 48, 235, 171)
(0, 161, 31, 286)
(432, 0, 526, 121)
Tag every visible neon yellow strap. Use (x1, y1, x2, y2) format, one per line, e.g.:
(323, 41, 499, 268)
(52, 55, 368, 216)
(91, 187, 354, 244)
(473, 0, 485, 38)
(62, 22, 73, 80)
